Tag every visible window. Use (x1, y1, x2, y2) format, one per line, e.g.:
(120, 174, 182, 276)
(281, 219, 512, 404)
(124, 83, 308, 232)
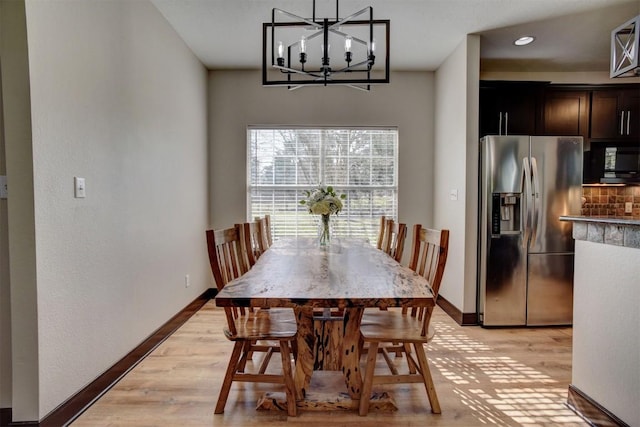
(248, 127, 398, 243)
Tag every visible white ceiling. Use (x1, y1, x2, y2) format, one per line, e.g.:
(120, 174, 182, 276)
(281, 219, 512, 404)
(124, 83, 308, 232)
(151, 0, 639, 72)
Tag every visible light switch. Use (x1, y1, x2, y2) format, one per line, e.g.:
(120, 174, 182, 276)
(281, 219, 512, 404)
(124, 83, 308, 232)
(449, 189, 458, 201)
(625, 202, 633, 213)
(74, 177, 86, 198)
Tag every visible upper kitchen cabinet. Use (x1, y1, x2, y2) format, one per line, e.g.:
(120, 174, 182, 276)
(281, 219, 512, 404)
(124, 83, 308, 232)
(590, 86, 640, 141)
(539, 89, 589, 138)
(479, 81, 545, 137)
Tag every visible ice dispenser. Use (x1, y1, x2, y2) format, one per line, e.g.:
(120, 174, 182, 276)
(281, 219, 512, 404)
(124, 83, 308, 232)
(491, 193, 521, 237)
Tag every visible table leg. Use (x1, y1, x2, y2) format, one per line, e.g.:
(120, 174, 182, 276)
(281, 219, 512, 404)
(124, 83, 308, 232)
(259, 306, 397, 413)
(293, 306, 315, 400)
(341, 307, 364, 401)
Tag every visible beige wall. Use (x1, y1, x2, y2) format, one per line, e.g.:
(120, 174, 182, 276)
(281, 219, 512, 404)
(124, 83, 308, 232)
(2, 0, 209, 421)
(433, 36, 481, 313)
(0, 0, 38, 417)
(573, 240, 639, 425)
(0, 72, 9, 410)
(208, 70, 435, 241)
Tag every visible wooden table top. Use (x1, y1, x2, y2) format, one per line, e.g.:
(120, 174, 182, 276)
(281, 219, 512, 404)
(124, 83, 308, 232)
(214, 238, 435, 309)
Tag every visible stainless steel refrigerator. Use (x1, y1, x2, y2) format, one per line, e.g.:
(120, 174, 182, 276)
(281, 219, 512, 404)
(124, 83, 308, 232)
(478, 135, 583, 326)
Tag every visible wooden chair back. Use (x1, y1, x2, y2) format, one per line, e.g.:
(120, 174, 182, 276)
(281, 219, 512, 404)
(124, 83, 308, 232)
(381, 219, 407, 263)
(238, 221, 265, 267)
(264, 214, 273, 247)
(206, 226, 251, 333)
(376, 216, 387, 249)
(254, 216, 271, 250)
(206, 225, 250, 290)
(407, 225, 449, 334)
(408, 225, 449, 299)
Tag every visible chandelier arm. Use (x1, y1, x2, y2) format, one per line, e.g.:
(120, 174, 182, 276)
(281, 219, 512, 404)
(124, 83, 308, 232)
(287, 75, 330, 90)
(328, 28, 368, 48)
(333, 59, 373, 73)
(290, 83, 369, 91)
(273, 65, 326, 79)
(273, 8, 322, 29)
(329, 6, 372, 28)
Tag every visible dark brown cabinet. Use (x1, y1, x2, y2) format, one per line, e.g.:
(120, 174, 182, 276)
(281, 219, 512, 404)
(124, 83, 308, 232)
(478, 82, 639, 184)
(540, 89, 589, 137)
(590, 87, 640, 140)
(479, 82, 542, 137)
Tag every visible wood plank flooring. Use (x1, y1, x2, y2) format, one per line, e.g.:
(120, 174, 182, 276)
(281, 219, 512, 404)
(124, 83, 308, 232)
(71, 301, 587, 426)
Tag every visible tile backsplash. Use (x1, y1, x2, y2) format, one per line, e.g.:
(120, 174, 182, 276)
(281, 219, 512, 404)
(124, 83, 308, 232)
(581, 186, 640, 218)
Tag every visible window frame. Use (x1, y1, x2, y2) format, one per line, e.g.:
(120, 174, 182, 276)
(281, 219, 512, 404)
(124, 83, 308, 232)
(247, 126, 399, 242)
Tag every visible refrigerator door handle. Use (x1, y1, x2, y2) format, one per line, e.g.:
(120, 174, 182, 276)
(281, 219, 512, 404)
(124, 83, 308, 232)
(498, 112, 503, 135)
(522, 157, 532, 246)
(530, 156, 541, 247)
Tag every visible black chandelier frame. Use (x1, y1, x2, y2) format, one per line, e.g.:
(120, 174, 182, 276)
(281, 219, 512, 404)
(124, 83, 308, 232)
(262, 0, 390, 90)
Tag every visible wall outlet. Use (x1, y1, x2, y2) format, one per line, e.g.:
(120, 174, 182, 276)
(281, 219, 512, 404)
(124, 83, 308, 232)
(625, 202, 633, 213)
(184, 274, 190, 288)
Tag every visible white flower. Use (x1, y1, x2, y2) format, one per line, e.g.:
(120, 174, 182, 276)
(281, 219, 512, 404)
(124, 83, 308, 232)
(300, 186, 346, 217)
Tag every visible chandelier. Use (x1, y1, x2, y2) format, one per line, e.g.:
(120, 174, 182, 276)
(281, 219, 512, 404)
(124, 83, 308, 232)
(262, 0, 390, 90)
(611, 15, 639, 78)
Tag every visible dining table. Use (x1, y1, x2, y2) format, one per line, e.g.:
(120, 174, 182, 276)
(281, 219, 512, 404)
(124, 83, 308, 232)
(214, 237, 436, 413)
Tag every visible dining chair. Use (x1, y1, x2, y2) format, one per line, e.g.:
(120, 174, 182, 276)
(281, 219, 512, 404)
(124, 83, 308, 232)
(255, 216, 272, 250)
(358, 225, 449, 416)
(376, 216, 388, 250)
(237, 221, 265, 268)
(381, 219, 407, 263)
(264, 214, 273, 247)
(206, 226, 297, 416)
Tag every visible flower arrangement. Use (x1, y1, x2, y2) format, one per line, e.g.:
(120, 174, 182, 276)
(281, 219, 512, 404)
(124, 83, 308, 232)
(300, 186, 346, 245)
(299, 186, 346, 216)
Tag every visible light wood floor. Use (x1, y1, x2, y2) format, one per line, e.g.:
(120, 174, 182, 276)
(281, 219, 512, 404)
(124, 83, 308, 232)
(71, 301, 587, 426)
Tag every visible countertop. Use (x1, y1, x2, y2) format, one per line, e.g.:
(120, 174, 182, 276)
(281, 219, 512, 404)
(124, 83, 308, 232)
(560, 215, 640, 227)
(560, 216, 640, 248)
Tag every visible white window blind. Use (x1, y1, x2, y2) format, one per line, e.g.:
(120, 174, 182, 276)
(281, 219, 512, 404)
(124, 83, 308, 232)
(248, 127, 398, 243)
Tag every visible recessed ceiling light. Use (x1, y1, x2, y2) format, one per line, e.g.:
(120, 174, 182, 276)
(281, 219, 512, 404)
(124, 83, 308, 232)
(514, 36, 535, 46)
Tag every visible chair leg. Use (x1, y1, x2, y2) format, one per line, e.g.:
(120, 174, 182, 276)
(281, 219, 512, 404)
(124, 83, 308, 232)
(359, 341, 379, 416)
(279, 340, 297, 417)
(246, 339, 256, 361)
(215, 341, 244, 414)
(237, 341, 252, 373)
(413, 343, 441, 414)
(258, 347, 275, 374)
(404, 342, 417, 374)
(379, 347, 398, 375)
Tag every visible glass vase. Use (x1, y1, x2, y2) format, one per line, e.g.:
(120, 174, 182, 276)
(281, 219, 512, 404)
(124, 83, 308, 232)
(318, 214, 331, 246)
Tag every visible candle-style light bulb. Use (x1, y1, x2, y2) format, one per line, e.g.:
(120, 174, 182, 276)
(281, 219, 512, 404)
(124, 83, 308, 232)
(368, 38, 376, 67)
(276, 41, 285, 66)
(344, 36, 353, 63)
(299, 36, 307, 65)
(344, 36, 352, 53)
(277, 41, 284, 59)
(321, 42, 330, 66)
(300, 36, 307, 54)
